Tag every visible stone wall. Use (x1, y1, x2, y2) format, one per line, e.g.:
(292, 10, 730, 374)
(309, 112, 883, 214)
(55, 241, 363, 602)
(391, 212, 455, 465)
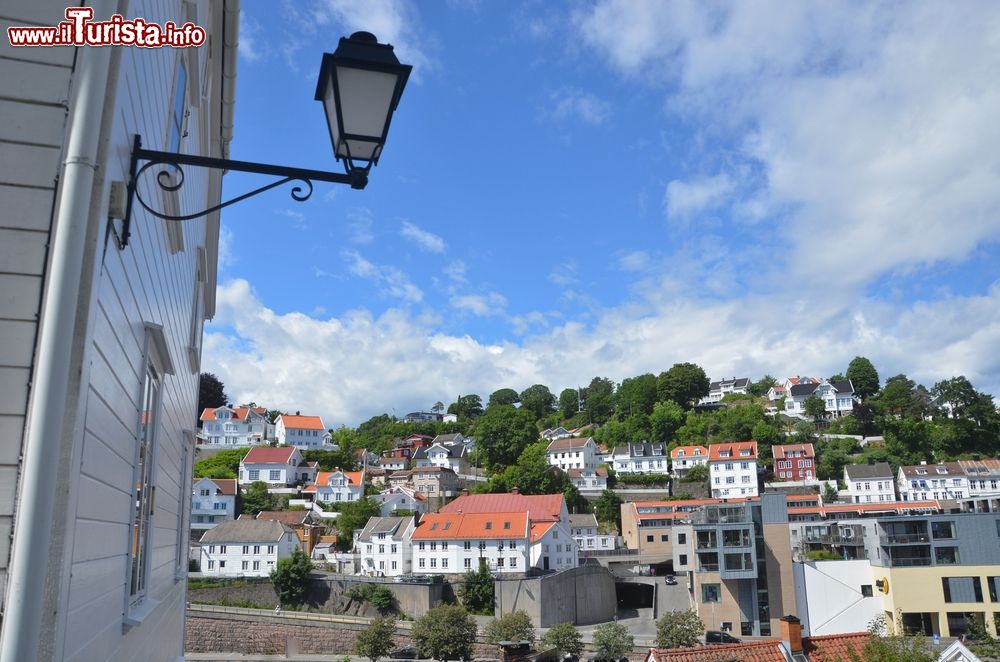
(498, 565, 617, 627)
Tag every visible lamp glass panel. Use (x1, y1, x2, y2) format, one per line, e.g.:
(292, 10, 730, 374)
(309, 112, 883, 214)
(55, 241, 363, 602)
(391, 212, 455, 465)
(335, 65, 398, 159)
(324, 82, 342, 154)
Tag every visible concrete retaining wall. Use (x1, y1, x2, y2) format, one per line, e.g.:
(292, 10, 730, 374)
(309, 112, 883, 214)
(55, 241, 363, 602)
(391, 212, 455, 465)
(498, 566, 616, 627)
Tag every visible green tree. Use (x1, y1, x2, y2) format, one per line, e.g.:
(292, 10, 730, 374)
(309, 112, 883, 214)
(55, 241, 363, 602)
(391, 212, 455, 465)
(198, 372, 228, 425)
(487, 441, 576, 499)
(270, 548, 313, 606)
(355, 616, 397, 662)
(614, 374, 658, 417)
(448, 394, 484, 421)
(193, 448, 246, 479)
(840, 615, 935, 662)
(873, 374, 916, 417)
(592, 622, 634, 661)
(650, 400, 685, 442)
(655, 609, 704, 648)
(594, 489, 623, 531)
(300, 448, 357, 472)
(457, 565, 495, 614)
(488, 388, 521, 409)
(679, 463, 709, 484)
(432, 401, 445, 413)
(541, 622, 584, 657)
(657, 363, 710, 409)
(335, 497, 382, 551)
(804, 395, 827, 423)
(473, 405, 539, 473)
(963, 615, 1000, 659)
(559, 388, 581, 419)
(412, 603, 478, 661)
(483, 610, 535, 645)
(520, 384, 556, 420)
(583, 377, 616, 424)
(747, 374, 777, 397)
(822, 483, 839, 503)
(369, 585, 395, 612)
(241, 480, 276, 516)
(846, 357, 879, 400)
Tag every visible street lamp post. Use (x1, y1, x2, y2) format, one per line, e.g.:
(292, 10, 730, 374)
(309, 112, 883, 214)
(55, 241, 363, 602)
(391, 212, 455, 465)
(116, 31, 411, 248)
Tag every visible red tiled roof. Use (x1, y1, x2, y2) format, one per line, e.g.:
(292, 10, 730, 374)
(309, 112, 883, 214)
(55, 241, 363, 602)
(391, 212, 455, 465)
(242, 446, 296, 464)
(670, 445, 708, 458)
(412, 512, 528, 540)
(200, 406, 265, 422)
(302, 470, 364, 493)
(802, 632, 869, 661)
(772, 443, 815, 459)
(193, 477, 238, 495)
(546, 436, 594, 451)
(278, 414, 325, 430)
(708, 440, 758, 461)
(439, 493, 564, 522)
(256, 511, 311, 525)
(530, 521, 556, 542)
(647, 640, 784, 662)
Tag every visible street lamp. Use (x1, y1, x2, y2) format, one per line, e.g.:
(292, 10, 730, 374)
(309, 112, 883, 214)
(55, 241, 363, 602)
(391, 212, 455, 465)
(116, 32, 411, 248)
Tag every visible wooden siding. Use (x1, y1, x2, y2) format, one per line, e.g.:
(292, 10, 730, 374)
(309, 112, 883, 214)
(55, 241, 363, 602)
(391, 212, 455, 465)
(0, 0, 73, 609)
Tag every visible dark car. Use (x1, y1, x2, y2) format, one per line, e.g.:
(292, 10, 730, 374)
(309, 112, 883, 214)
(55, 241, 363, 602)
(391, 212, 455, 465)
(664, 575, 678, 585)
(705, 631, 742, 645)
(390, 645, 419, 659)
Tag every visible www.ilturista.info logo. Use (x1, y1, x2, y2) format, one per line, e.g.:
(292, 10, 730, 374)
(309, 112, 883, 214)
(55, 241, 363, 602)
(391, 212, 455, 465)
(7, 7, 206, 48)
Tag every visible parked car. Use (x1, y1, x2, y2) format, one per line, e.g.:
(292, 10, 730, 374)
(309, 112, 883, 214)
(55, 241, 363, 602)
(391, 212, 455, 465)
(705, 631, 742, 645)
(390, 645, 419, 659)
(664, 575, 678, 585)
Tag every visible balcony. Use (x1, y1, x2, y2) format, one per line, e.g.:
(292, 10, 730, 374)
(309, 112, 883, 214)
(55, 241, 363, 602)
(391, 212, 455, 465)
(889, 556, 932, 567)
(807, 533, 864, 546)
(697, 564, 719, 572)
(879, 533, 930, 545)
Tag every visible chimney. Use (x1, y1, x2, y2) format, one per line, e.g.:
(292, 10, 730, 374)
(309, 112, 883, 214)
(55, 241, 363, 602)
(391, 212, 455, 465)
(511, 487, 520, 495)
(779, 615, 803, 654)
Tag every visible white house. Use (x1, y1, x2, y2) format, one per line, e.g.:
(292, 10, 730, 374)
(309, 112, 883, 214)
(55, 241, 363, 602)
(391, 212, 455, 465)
(375, 486, 428, 517)
(567, 467, 609, 493)
(542, 427, 573, 441)
(303, 469, 365, 503)
(199, 520, 300, 578)
(199, 405, 271, 446)
(356, 516, 416, 577)
(191, 478, 238, 538)
(275, 413, 327, 449)
(708, 441, 759, 498)
(412, 442, 469, 475)
(897, 461, 970, 502)
(785, 379, 856, 418)
(568, 514, 616, 554)
(959, 458, 1000, 498)
(670, 445, 709, 478)
(699, 377, 750, 404)
(843, 463, 897, 503)
(240, 446, 318, 487)
(410, 512, 531, 574)
(0, 3, 233, 659)
(546, 436, 599, 472)
(609, 442, 669, 475)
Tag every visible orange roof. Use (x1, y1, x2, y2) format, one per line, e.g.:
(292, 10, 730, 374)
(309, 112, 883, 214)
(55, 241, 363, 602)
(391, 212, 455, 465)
(412, 512, 528, 540)
(802, 633, 869, 661)
(773, 443, 815, 459)
(279, 414, 325, 431)
(439, 493, 564, 522)
(194, 477, 238, 495)
(242, 446, 297, 464)
(302, 470, 364, 493)
(648, 640, 784, 662)
(530, 521, 556, 542)
(256, 511, 311, 525)
(200, 406, 266, 422)
(670, 445, 708, 458)
(708, 441, 758, 461)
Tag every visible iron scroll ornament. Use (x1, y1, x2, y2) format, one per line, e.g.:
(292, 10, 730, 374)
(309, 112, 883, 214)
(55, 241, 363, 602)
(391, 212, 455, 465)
(119, 134, 368, 248)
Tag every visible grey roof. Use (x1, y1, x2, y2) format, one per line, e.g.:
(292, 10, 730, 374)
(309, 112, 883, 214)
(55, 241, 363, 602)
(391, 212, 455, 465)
(709, 377, 750, 390)
(200, 519, 293, 543)
(357, 516, 414, 542)
(789, 379, 854, 397)
(611, 442, 666, 458)
(568, 513, 598, 529)
(415, 443, 465, 459)
(432, 433, 464, 445)
(845, 462, 893, 480)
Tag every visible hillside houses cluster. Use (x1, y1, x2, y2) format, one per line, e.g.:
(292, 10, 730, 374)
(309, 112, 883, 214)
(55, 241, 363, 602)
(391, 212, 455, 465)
(198, 406, 332, 449)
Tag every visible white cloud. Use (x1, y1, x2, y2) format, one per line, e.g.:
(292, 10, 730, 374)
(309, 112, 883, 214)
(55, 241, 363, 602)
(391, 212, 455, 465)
(576, 2, 1000, 290)
(343, 250, 423, 302)
(548, 261, 580, 287)
(204, 278, 1000, 426)
(238, 14, 264, 62)
(313, 0, 431, 79)
(346, 207, 375, 245)
(218, 225, 236, 269)
(443, 260, 467, 284)
(617, 250, 650, 272)
(664, 174, 734, 219)
(450, 292, 507, 316)
(546, 87, 612, 125)
(400, 221, 446, 253)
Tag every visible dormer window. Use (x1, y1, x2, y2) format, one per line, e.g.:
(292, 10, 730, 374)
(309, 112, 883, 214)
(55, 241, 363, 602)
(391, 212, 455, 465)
(740, 450, 751, 457)
(677, 450, 685, 457)
(720, 451, 730, 458)
(485, 522, 492, 530)
(936, 468, 948, 474)
(694, 449, 702, 456)
(503, 521, 511, 529)
(916, 468, 927, 475)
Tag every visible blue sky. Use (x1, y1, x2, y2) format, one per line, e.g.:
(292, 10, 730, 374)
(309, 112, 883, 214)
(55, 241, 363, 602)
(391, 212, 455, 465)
(204, 1, 1000, 426)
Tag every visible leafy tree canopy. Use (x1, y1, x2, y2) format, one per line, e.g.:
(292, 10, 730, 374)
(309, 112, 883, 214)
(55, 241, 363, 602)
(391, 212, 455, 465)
(241, 480, 277, 516)
(198, 373, 228, 424)
(483, 610, 535, 645)
(488, 388, 521, 409)
(747, 374, 777, 397)
(448, 394, 484, 421)
(804, 395, 827, 422)
(594, 489, 623, 531)
(650, 400, 685, 442)
(520, 384, 556, 420)
(541, 622, 584, 657)
(592, 621, 634, 661)
(355, 616, 397, 662)
(193, 448, 245, 479)
(412, 604, 478, 661)
(335, 497, 382, 551)
(657, 363, 710, 409)
(583, 376, 616, 424)
(655, 609, 704, 649)
(270, 548, 313, 606)
(457, 565, 495, 614)
(614, 373, 658, 418)
(473, 405, 539, 473)
(559, 388, 581, 419)
(846, 356, 880, 400)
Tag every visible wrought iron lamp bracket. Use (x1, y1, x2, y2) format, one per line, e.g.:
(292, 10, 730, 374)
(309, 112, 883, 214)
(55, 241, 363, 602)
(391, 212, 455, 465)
(118, 134, 368, 248)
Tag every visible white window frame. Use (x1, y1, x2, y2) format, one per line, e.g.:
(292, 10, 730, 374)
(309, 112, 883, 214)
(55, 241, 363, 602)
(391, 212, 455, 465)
(124, 323, 175, 625)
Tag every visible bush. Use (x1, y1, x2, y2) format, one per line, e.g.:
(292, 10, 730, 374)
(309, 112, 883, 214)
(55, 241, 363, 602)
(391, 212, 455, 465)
(807, 550, 844, 561)
(188, 558, 200, 572)
(369, 586, 395, 612)
(680, 464, 709, 483)
(655, 609, 703, 648)
(412, 603, 477, 661)
(616, 473, 670, 486)
(483, 610, 535, 645)
(593, 622, 633, 661)
(541, 622, 583, 657)
(270, 548, 313, 606)
(355, 616, 397, 662)
(457, 566, 495, 615)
